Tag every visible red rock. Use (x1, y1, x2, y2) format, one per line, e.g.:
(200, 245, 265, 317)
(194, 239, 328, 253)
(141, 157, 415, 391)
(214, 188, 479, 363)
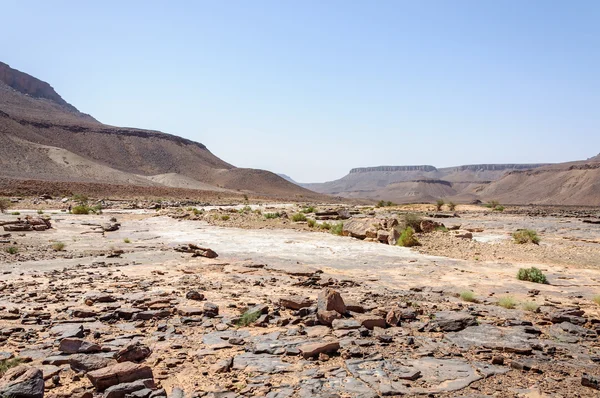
(87, 362, 153, 391)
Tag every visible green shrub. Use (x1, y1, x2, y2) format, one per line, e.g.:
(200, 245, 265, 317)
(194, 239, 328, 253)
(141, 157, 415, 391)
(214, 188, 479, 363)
(71, 205, 91, 215)
(236, 309, 261, 327)
(0, 198, 11, 213)
(517, 267, 547, 284)
(448, 202, 456, 211)
(521, 302, 539, 312)
(10, 211, 20, 216)
(513, 230, 540, 245)
(192, 208, 202, 216)
(264, 212, 280, 219)
(436, 199, 445, 211)
(485, 200, 499, 209)
(221, 215, 230, 221)
(376, 200, 386, 208)
(320, 222, 332, 230)
(243, 194, 249, 202)
(397, 227, 420, 247)
(239, 205, 252, 213)
(292, 213, 307, 222)
(123, 238, 131, 244)
(330, 222, 344, 236)
(51, 242, 65, 251)
(402, 213, 422, 232)
(307, 219, 316, 228)
(5, 246, 18, 255)
(593, 295, 600, 306)
(302, 206, 316, 214)
(0, 358, 25, 377)
(435, 226, 449, 232)
(493, 205, 505, 212)
(498, 296, 516, 309)
(71, 194, 89, 204)
(37, 209, 44, 214)
(460, 291, 476, 302)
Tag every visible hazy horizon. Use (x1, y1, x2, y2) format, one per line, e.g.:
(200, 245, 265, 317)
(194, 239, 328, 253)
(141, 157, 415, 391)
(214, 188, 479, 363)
(2, 1, 599, 183)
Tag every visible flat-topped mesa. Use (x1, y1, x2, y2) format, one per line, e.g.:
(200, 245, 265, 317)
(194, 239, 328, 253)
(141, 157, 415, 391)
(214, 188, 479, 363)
(0, 61, 77, 111)
(349, 165, 437, 173)
(445, 164, 550, 172)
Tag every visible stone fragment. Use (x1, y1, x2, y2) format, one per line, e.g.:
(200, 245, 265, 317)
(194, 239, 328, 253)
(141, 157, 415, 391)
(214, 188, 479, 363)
(70, 354, 116, 372)
(279, 296, 313, 310)
(185, 291, 204, 301)
(87, 362, 153, 391)
(203, 302, 219, 318)
(299, 341, 340, 359)
(116, 342, 152, 363)
(103, 378, 155, 398)
(0, 366, 44, 398)
(582, 373, 600, 390)
(425, 311, 477, 332)
(59, 338, 101, 354)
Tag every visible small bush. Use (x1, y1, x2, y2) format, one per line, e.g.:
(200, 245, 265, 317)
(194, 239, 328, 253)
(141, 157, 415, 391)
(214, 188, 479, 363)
(436, 199, 444, 211)
(0, 358, 25, 377)
(37, 209, 44, 214)
(123, 238, 131, 244)
(330, 222, 344, 236)
(498, 296, 516, 309)
(402, 213, 422, 232)
(239, 205, 252, 213)
(302, 206, 316, 214)
(10, 211, 20, 216)
(221, 215, 230, 221)
(435, 226, 449, 232)
(397, 227, 420, 247)
(513, 230, 540, 245)
(236, 309, 261, 327)
(592, 295, 600, 306)
(521, 302, 539, 312)
(51, 242, 65, 251)
(493, 205, 505, 212)
(243, 194, 249, 202)
(307, 219, 316, 228)
(0, 198, 11, 213)
(485, 200, 500, 209)
(460, 291, 477, 302)
(71, 194, 89, 204)
(192, 208, 203, 216)
(5, 246, 18, 255)
(517, 267, 547, 284)
(292, 213, 307, 222)
(71, 205, 91, 215)
(264, 212, 280, 219)
(320, 222, 332, 230)
(448, 202, 456, 211)
(376, 200, 394, 208)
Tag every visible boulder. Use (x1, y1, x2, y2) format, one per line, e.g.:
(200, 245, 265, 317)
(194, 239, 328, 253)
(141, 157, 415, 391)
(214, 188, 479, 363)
(0, 366, 44, 398)
(203, 303, 219, 317)
(317, 288, 346, 326)
(342, 218, 379, 240)
(425, 311, 477, 332)
(59, 338, 101, 354)
(115, 342, 152, 363)
(420, 220, 444, 233)
(87, 362, 153, 391)
(69, 354, 115, 372)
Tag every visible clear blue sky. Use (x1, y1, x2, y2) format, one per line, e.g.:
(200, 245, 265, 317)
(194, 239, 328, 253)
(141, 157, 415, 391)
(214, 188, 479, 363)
(2, 1, 599, 182)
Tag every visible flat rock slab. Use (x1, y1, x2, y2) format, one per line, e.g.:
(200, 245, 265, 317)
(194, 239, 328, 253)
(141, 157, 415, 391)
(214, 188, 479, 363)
(446, 324, 537, 354)
(346, 357, 488, 395)
(87, 361, 153, 391)
(232, 353, 293, 374)
(425, 311, 477, 332)
(202, 330, 250, 347)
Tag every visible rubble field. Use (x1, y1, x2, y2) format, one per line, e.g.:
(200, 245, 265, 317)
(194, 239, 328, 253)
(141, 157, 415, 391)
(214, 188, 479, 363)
(1, 200, 600, 397)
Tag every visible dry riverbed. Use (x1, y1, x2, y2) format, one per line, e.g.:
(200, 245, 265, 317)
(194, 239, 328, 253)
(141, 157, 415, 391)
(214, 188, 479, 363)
(1, 201, 600, 397)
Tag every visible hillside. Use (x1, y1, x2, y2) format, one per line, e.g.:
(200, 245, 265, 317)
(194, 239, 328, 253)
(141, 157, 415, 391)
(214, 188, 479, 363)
(303, 164, 549, 203)
(0, 62, 322, 200)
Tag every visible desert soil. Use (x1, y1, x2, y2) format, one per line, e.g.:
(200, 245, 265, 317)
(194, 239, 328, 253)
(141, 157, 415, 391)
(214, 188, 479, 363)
(1, 200, 600, 397)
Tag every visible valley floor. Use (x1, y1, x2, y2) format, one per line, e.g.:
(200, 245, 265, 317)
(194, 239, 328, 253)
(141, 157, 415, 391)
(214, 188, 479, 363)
(1, 202, 600, 397)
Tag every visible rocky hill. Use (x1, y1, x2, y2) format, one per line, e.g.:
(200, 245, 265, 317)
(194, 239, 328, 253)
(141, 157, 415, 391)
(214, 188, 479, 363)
(0, 62, 322, 199)
(303, 163, 550, 203)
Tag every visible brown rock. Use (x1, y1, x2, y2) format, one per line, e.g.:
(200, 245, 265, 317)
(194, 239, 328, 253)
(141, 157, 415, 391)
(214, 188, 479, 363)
(87, 362, 153, 391)
(317, 288, 346, 315)
(115, 342, 152, 363)
(0, 366, 44, 398)
(299, 341, 340, 359)
(59, 338, 101, 354)
(279, 296, 313, 310)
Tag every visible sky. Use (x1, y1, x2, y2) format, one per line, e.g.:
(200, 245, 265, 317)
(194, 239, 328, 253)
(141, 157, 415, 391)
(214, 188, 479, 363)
(1, 1, 599, 182)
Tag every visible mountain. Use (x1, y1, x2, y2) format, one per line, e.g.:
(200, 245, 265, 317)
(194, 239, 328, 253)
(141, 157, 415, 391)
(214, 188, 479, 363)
(303, 164, 549, 203)
(0, 62, 322, 199)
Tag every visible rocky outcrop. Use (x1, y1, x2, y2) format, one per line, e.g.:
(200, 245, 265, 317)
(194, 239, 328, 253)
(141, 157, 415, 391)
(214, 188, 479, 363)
(350, 165, 437, 173)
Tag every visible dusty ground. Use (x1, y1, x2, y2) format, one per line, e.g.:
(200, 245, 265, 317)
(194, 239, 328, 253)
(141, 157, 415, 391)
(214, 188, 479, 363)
(1, 200, 600, 397)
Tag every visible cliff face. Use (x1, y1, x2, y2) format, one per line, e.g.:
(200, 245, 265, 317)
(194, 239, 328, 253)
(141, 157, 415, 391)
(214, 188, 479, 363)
(0, 62, 77, 111)
(350, 165, 437, 173)
(445, 164, 550, 172)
